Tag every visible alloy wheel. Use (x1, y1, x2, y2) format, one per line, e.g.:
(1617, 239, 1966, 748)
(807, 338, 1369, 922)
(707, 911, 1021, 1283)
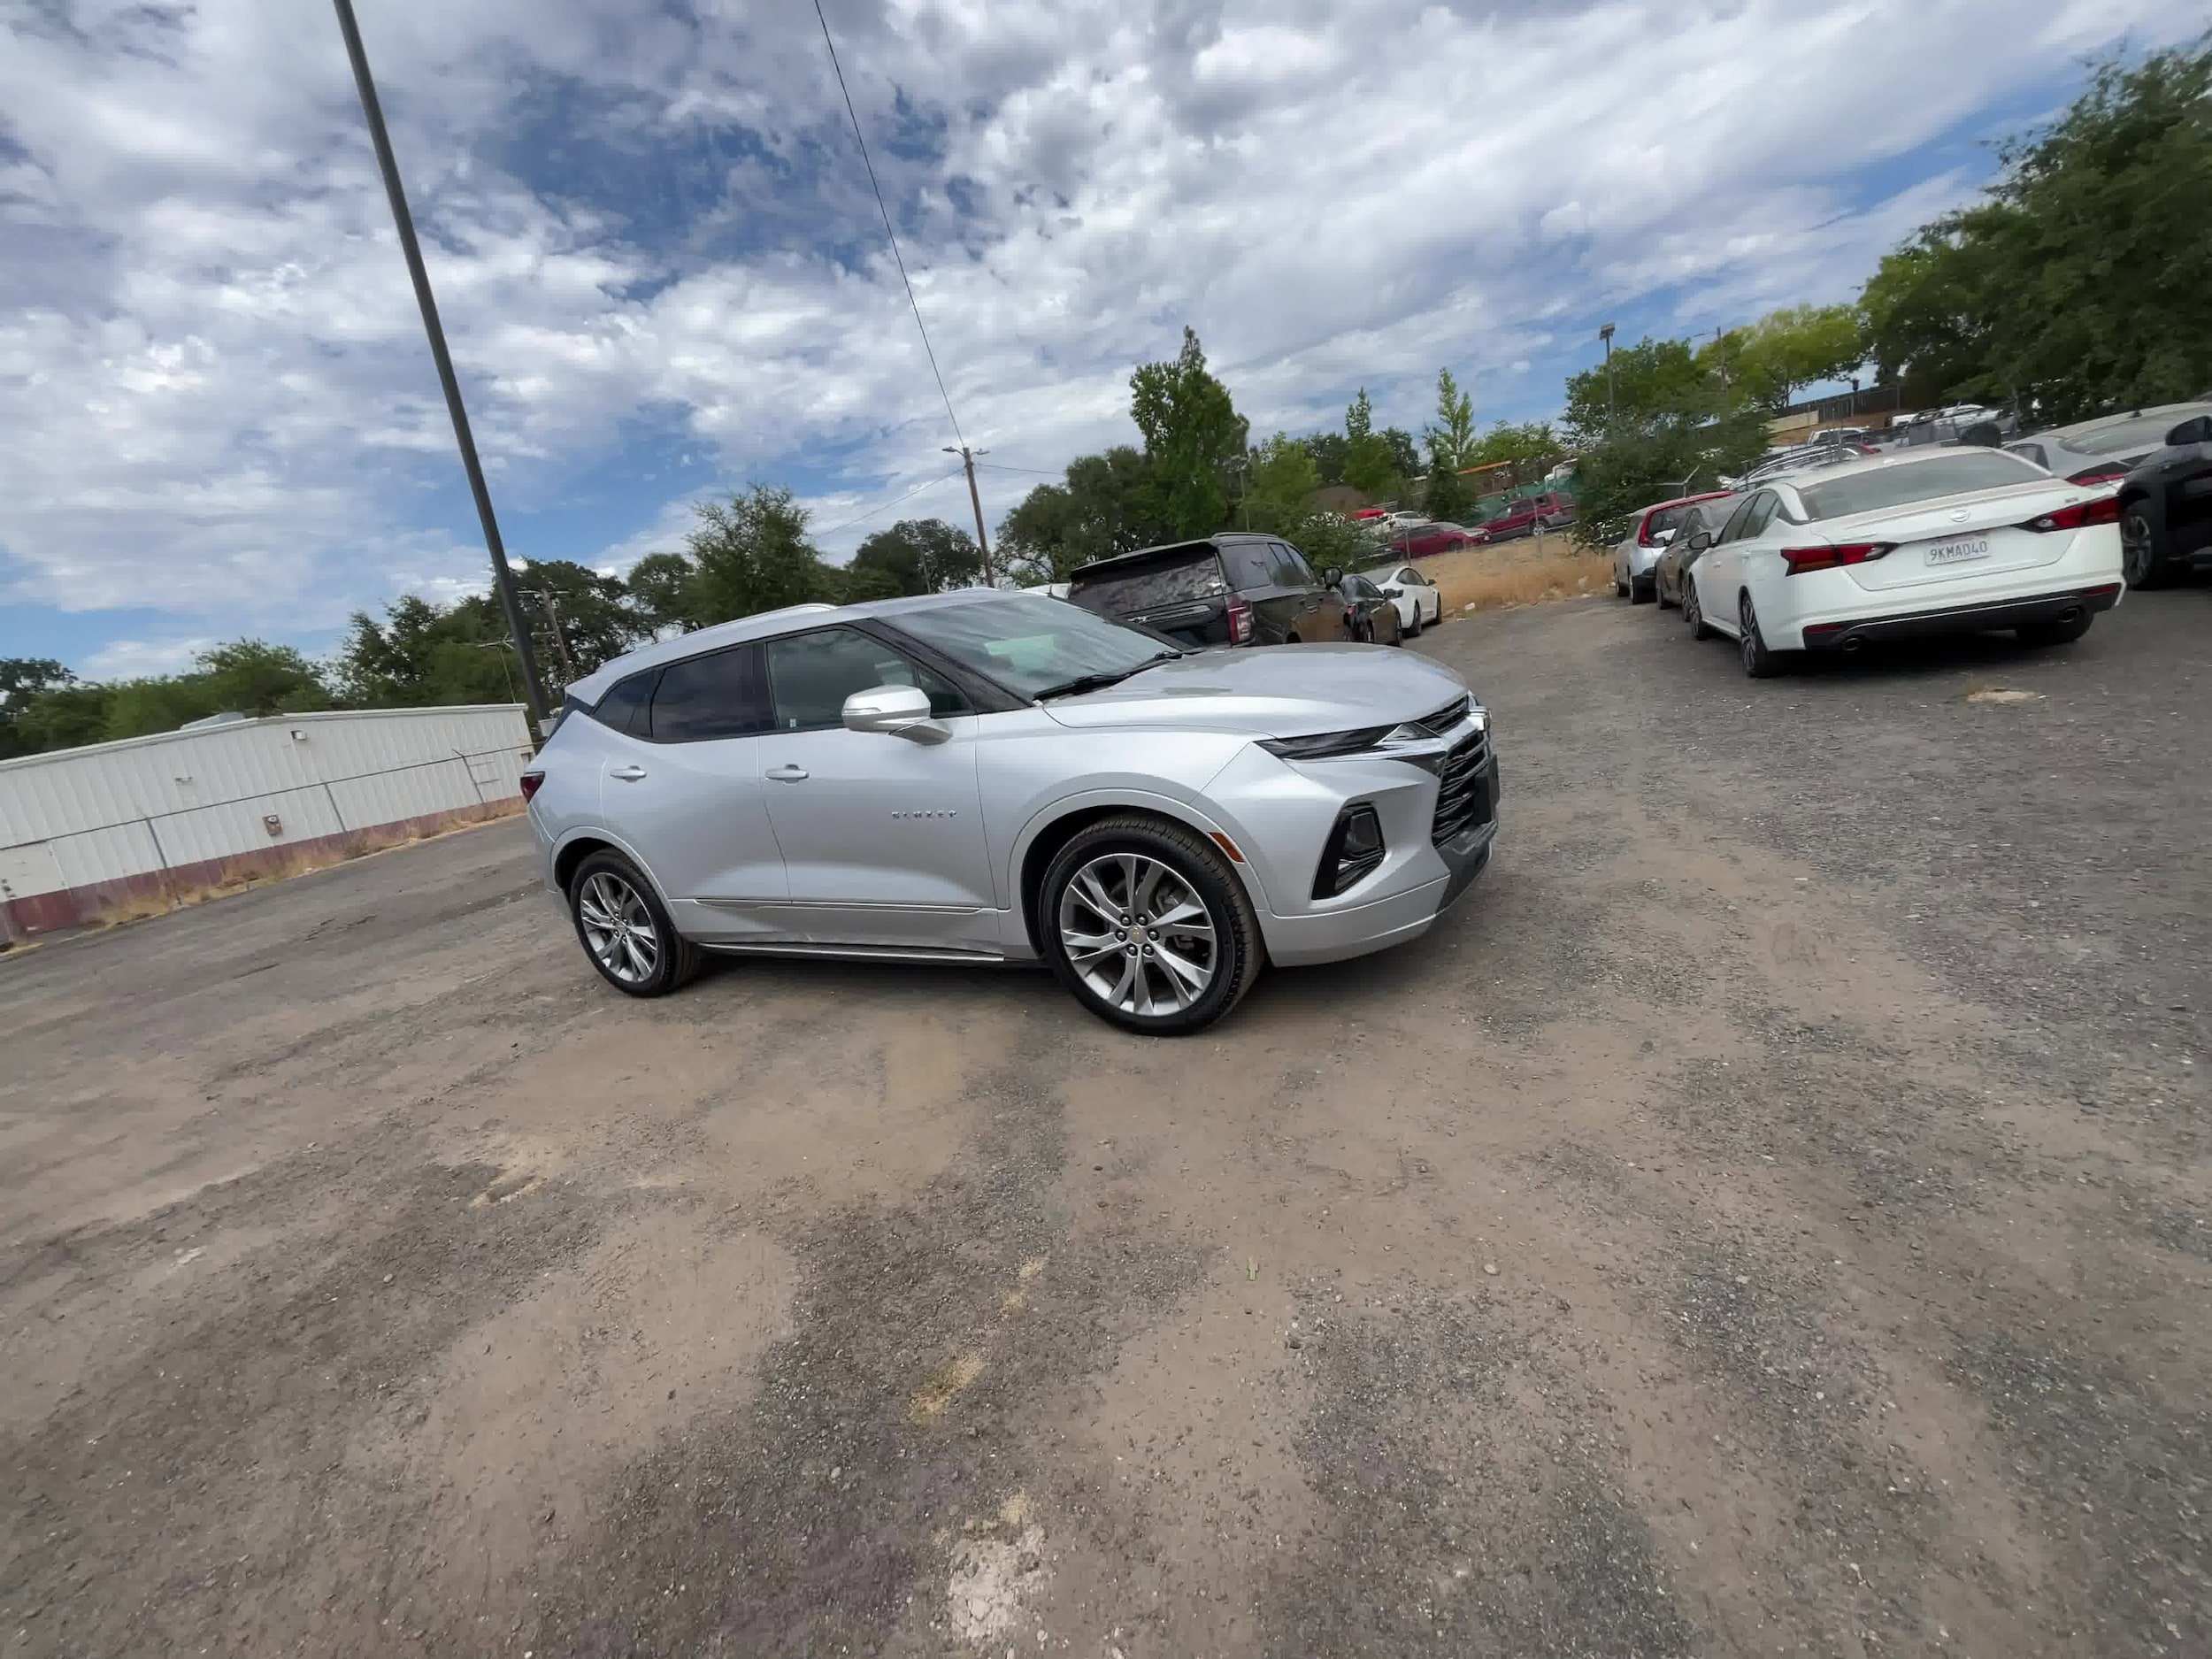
(1058, 853, 1218, 1017)
(2122, 511, 2155, 587)
(577, 870, 660, 986)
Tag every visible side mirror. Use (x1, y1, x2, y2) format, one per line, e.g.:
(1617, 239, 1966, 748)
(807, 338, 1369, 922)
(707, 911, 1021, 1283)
(841, 683, 948, 744)
(2166, 415, 2212, 447)
(1686, 530, 1713, 552)
(1321, 567, 1344, 588)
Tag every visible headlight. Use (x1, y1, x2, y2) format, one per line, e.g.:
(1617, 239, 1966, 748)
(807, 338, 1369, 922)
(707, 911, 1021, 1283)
(1258, 726, 1391, 760)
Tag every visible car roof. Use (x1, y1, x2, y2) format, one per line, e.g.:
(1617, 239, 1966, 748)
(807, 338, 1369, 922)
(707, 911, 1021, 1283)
(565, 588, 1012, 703)
(2039, 401, 2212, 443)
(1640, 488, 1732, 516)
(1067, 533, 1272, 580)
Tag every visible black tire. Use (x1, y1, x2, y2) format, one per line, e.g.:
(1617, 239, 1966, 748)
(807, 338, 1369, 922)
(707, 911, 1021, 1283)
(1738, 594, 1783, 679)
(1684, 579, 1716, 641)
(568, 850, 703, 997)
(1615, 569, 1630, 598)
(2018, 612, 2094, 647)
(1404, 604, 1422, 640)
(1631, 575, 1654, 605)
(1039, 815, 1265, 1035)
(2122, 504, 2167, 588)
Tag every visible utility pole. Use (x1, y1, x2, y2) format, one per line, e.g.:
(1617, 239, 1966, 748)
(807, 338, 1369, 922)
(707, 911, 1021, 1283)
(332, 0, 550, 732)
(526, 588, 578, 685)
(944, 446, 997, 587)
(1600, 323, 1617, 426)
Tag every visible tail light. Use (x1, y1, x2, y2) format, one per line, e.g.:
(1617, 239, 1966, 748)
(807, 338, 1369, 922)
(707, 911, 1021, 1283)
(2022, 494, 2122, 532)
(2067, 464, 2128, 486)
(1636, 513, 1661, 548)
(1227, 595, 1255, 644)
(519, 770, 545, 802)
(1781, 541, 1894, 575)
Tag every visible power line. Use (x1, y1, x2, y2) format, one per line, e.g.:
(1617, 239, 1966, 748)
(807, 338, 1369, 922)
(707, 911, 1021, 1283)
(815, 468, 966, 537)
(976, 461, 1064, 477)
(810, 0, 965, 449)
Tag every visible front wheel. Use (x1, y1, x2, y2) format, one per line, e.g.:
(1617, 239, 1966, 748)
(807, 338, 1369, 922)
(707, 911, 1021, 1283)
(2122, 506, 2166, 588)
(1403, 604, 1422, 639)
(569, 851, 703, 997)
(1041, 817, 1264, 1034)
(1684, 580, 1716, 641)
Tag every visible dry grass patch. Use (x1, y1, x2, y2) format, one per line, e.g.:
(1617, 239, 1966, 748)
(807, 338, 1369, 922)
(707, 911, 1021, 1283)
(1418, 531, 1612, 617)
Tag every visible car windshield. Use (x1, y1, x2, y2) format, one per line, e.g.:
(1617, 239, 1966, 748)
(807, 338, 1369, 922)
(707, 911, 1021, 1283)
(1797, 451, 2043, 519)
(889, 594, 1180, 700)
(2069, 411, 2200, 457)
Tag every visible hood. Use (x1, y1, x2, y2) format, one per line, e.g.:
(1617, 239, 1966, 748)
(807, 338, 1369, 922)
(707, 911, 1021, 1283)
(1041, 644, 1470, 737)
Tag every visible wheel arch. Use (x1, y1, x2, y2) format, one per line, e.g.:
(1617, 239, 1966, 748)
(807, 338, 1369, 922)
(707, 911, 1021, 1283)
(551, 828, 670, 904)
(1013, 794, 1264, 957)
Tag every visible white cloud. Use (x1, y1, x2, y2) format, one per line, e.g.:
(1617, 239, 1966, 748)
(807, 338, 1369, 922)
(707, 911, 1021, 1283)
(2, 0, 2203, 668)
(81, 636, 218, 680)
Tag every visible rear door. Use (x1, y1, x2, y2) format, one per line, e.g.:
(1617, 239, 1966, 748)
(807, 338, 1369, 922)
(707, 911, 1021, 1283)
(753, 625, 994, 949)
(609, 645, 790, 938)
(1069, 547, 1230, 646)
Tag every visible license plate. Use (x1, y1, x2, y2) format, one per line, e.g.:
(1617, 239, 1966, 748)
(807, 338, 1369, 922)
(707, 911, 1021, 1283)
(1925, 536, 1992, 567)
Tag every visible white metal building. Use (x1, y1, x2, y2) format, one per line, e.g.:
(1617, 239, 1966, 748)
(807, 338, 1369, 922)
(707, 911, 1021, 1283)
(0, 704, 534, 941)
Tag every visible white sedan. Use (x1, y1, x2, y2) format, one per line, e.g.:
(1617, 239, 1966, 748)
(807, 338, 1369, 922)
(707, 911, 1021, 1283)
(1682, 448, 2124, 677)
(1363, 563, 1445, 635)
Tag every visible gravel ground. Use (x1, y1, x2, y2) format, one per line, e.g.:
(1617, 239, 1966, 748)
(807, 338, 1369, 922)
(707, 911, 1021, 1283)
(3, 587, 2207, 1657)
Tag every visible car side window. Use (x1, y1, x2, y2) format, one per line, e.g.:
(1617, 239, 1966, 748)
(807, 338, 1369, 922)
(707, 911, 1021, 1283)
(1742, 491, 1781, 538)
(591, 668, 658, 739)
(1269, 541, 1317, 588)
(650, 647, 768, 743)
(764, 626, 968, 733)
(1715, 499, 1756, 544)
(1220, 543, 1274, 589)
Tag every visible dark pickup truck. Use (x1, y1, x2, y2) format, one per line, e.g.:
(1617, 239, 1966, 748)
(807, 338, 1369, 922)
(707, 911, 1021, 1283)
(1066, 533, 1349, 649)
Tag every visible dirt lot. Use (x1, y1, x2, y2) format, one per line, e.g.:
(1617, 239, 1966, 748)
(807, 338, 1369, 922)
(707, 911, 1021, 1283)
(4, 590, 2208, 1657)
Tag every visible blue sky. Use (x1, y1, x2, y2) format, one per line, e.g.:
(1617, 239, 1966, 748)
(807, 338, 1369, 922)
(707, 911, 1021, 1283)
(2, 0, 2201, 680)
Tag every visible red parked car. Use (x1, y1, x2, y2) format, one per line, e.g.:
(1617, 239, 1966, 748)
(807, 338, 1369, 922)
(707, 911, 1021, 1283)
(1388, 520, 1482, 557)
(1478, 490, 1577, 541)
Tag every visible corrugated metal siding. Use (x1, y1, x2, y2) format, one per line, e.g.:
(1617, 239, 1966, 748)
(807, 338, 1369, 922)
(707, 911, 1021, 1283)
(0, 706, 533, 896)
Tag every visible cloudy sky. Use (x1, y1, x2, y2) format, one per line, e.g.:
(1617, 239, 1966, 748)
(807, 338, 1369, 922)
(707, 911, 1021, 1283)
(1, 0, 2198, 678)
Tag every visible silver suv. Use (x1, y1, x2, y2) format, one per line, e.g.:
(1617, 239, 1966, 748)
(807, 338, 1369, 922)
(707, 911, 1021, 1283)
(523, 591, 1500, 1033)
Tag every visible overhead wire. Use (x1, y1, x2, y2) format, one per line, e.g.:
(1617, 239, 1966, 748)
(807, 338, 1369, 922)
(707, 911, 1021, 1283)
(810, 0, 968, 450)
(813, 467, 966, 536)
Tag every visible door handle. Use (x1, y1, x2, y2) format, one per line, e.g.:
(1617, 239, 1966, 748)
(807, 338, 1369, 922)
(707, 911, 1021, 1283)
(609, 764, 648, 781)
(765, 764, 809, 782)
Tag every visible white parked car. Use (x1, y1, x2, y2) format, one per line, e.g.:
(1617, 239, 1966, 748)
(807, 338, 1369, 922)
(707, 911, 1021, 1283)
(1681, 448, 2124, 677)
(1362, 562, 1445, 634)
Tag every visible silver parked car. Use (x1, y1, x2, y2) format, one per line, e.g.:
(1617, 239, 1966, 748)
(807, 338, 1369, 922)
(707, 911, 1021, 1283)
(523, 591, 1501, 1034)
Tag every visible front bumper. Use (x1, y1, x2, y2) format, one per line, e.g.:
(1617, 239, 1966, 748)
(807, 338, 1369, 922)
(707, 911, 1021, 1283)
(1261, 757, 1500, 966)
(1799, 582, 2123, 652)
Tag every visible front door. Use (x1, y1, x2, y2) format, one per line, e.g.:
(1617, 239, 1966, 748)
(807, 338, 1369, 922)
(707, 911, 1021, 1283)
(755, 625, 995, 950)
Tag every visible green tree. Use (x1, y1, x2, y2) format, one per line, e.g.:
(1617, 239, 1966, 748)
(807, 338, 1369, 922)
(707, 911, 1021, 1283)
(1563, 334, 1765, 545)
(99, 641, 330, 741)
(625, 552, 697, 636)
(1302, 430, 1349, 488)
(1342, 388, 1402, 497)
(0, 658, 76, 757)
(1129, 327, 1248, 538)
(12, 684, 113, 754)
(1243, 433, 1324, 533)
(334, 594, 520, 709)
(1421, 369, 1477, 521)
(849, 518, 984, 596)
(1465, 420, 1566, 478)
(1861, 33, 2212, 422)
(1706, 303, 1868, 411)
(513, 558, 646, 683)
(627, 485, 847, 628)
(1563, 336, 1724, 443)
(996, 446, 1171, 583)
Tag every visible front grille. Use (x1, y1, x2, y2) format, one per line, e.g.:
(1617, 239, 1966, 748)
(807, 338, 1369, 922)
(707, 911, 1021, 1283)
(1431, 731, 1493, 845)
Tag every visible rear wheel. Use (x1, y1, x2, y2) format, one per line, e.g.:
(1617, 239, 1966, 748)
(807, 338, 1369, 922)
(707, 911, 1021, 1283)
(2122, 505, 2166, 588)
(569, 851, 702, 997)
(1403, 603, 1422, 639)
(1739, 594, 1783, 679)
(2018, 612, 2094, 648)
(1041, 816, 1264, 1035)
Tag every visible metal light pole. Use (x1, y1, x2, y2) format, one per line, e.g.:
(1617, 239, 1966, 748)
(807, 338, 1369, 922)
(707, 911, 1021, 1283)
(331, 0, 550, 730)
(944, 446, 997, 587)
(1600, 322, 1617, 426)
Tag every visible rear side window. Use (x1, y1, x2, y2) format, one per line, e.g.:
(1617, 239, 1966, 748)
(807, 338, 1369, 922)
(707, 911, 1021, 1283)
(1715, 498, 1757, 544)
(1217, 541, 1274, 589)
(1800, 452, 2043, 520)
(2007, 442, 2048, 470)
(590, 669, 657, 738)
(1270, 541, 1317, 586)
(650, 647, 769, 742)
(1069, 549, 1226, 612)
(764, 626, 967, 733)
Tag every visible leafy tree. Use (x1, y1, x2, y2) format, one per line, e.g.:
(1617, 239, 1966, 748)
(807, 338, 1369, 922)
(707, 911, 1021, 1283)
(335, 594, 520, 709)
(513, 558, 646, 683)
(1465, 420, 1566, 477)
(1563, 336, 1724, 444)
(1705, 304, 1867, 411)
(1342, 388, 1402, 497)
(1303, 430, 1349, 487)
(99, 641, 330, 741)
(1861, 33, 2212, 423)
(1380, 426, 1422, 484)
(850, 518, 984, 595)
(12, 684, 113, 754)
(1422, 368, 1477, 521)
(1563, 334, 1765, 545)
(997, 446, 1171, 583)
(1129, 327, 1248, 538)
(1243, 433, 1324, 533)
(0, 658, 75, 758)
(625, 552, 697, 636)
